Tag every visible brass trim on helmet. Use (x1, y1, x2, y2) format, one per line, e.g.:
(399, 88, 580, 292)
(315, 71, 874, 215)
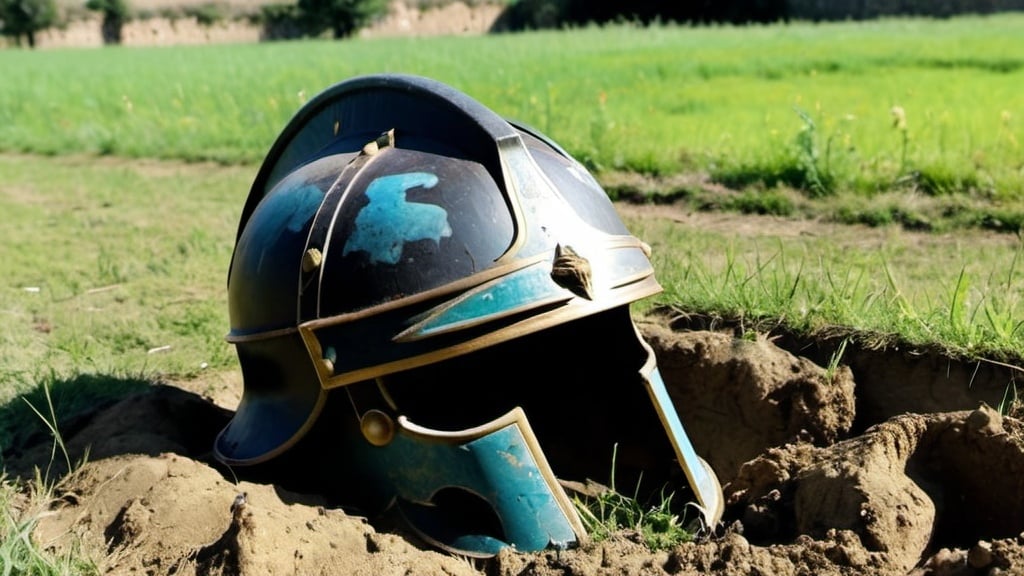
(393, 241, 653, 342)
(635, 328, 726, 528)
(227, 235, 650, 346)
(392, 263, 575, 342)
(307, 140, 398, 320)
(298, 273, 662, 390)
(314, 252, 551, 325)
(225, 325, 299, 344)
(491, 134, 529, 265)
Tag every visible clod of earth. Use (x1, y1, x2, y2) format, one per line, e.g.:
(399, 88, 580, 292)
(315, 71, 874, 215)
(7, 317, 1024, 576)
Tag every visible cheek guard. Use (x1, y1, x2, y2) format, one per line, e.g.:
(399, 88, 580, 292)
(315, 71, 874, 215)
(351, 407, 585, 557)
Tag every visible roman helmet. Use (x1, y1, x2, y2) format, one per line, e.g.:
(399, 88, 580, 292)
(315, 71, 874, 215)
(213, 73, 723, 557)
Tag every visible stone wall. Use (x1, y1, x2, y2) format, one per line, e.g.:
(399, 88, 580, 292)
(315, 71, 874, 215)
(28, 0, 504, 49)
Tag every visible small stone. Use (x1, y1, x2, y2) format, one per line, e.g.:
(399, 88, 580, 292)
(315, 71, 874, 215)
(965, 405, 1003, 435)
(924, 548, 967, 576)
(967, 540, 993, 569)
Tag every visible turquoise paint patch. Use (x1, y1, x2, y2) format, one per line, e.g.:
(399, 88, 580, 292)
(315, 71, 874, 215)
(413, 265, 565, 337)
(364, 422, 579, 554)
(343, 172, 452, 265)
(248, 182, 325, 238)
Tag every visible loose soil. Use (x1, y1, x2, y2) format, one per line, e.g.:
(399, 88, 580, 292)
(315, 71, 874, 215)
(5, 221, 1024, 575)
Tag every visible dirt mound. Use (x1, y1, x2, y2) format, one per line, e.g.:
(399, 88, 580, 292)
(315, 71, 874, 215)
(9, 319, 1024, 575)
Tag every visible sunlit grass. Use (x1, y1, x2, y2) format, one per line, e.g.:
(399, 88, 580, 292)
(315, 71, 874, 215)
(0, 155, 240, 391)
(570, 446, 699, 550)
(0, 15, 1022, 200)
(627, 211, 1024, 361)
(0, 382, 99, 575)
(574, 486, 696, 551)
(0, 471, 99, 576)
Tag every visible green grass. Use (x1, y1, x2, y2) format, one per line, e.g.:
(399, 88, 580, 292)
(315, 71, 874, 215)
(574, 484, 696, 550)
(0, 155, 240, 376)
(627, 210, 1024, 361)
(0, 377, 98, 573)
(0, 155, 241, 446)
(1, 15, 1022, 206)
(1, 380, 99, 576)
(571, 446, 700, 550)
(1, 471, 99, 576)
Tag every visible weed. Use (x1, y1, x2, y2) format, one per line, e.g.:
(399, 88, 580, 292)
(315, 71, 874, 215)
(792, 106, 834, 197)
(891, 105, 911, 181)
(825, 337, 850, 383)
(571, 445, 697, 550)
(21, 381, 72, 480)
(997, 378, 1019, 416)
(0, 382, 99, 575)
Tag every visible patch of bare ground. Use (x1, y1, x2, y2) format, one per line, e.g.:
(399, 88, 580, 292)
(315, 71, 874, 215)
(7, 309, 1024, 575)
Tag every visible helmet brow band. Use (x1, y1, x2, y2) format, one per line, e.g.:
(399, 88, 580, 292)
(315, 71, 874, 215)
(225, 325, 299, 344)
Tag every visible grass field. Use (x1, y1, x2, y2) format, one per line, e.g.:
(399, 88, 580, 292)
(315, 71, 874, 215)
(2, 15, 1023, 204)
(2, 16, 1024, 573)
(0, 14, 1020, 388)
(0, 12, 1020, 398)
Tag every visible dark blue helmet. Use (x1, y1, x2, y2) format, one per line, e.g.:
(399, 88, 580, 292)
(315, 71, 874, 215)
(214, 74, 723, 557)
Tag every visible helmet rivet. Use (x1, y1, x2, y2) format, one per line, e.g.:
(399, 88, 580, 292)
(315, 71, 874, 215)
(360, 409, 395, 447)
(302, 248, 323, 273)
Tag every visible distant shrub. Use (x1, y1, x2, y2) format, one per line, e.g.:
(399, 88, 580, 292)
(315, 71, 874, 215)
(254, 3, 304, 39)
(296, 0, 388, 38)
(183, 2, 225, 26)
(0, 0, 58, 46)
(85, 0, 130, 43)
(493, 0, 569, 30)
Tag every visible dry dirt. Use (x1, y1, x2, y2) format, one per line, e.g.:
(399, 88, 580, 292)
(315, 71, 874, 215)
(5, 290, 1024, 575)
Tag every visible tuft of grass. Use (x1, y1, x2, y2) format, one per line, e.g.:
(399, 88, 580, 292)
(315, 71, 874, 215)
(0, 382, 99, 576)
(824, 336, 850, 383)
(571, 446, 698, 551)
(1, 471, 99, 576)
(724, 190, 795, 217)
(997, 379, 1019, 417)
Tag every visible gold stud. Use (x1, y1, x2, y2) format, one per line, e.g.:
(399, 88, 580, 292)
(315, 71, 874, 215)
(360, 410, 396, 447)
(302, 248, 323, 273)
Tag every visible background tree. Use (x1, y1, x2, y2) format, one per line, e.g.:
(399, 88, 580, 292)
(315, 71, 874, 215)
(85, 0, 129, 44)
(0, 0, 57, 47)
(297, 0, 387, 38)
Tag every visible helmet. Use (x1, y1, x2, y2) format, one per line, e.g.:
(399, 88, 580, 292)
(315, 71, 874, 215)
(214, 73, 723, 557)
